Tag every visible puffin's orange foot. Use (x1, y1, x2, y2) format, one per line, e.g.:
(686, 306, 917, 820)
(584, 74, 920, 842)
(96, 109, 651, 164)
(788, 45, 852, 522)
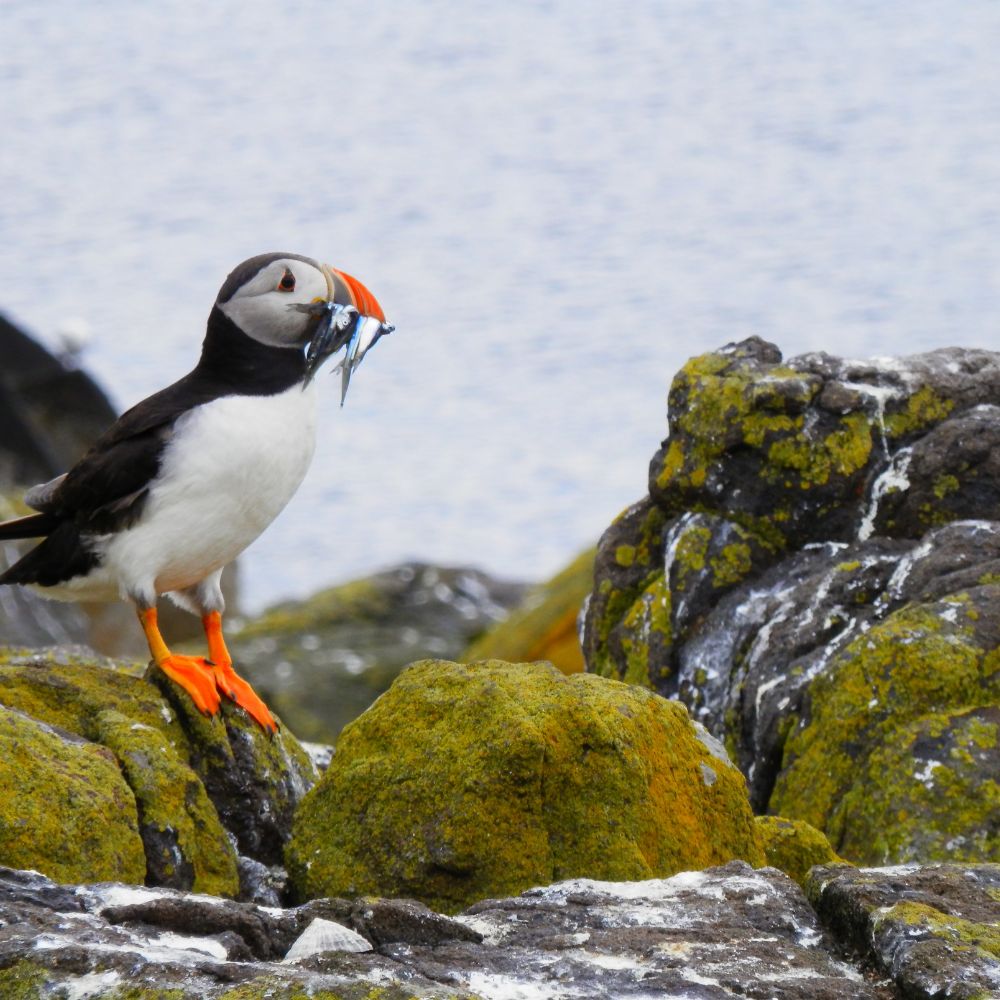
(208, 660, 278, 734)
(157, 654, 221, 717)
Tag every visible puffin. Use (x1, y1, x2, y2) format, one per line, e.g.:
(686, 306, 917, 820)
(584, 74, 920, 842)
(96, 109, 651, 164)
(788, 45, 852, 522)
(0, 253, 391, 733)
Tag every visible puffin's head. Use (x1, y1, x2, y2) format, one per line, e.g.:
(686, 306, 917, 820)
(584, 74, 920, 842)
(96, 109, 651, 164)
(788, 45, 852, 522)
(215, 252, 385, 350)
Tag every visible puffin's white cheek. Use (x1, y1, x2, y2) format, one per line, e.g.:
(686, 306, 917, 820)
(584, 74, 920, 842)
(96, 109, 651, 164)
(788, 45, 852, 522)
(219, 296, 308, 347)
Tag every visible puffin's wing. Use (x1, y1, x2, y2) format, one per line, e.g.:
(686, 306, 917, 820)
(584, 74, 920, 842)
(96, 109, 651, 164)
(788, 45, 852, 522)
(42, 371, 214, 532)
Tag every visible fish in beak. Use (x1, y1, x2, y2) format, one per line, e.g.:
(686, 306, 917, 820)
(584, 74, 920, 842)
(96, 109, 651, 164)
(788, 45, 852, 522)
(302, 267, 393, 403)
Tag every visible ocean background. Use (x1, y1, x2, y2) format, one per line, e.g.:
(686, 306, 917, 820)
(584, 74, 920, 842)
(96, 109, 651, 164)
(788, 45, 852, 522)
(2, 1, 999, 611)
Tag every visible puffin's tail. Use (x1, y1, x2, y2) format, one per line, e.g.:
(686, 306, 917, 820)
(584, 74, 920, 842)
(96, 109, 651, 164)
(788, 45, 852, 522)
(0, 512, 57, 540)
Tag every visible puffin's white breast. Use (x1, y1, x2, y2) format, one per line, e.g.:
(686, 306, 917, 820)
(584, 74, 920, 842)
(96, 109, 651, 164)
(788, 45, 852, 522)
(105, 381, 318, 596)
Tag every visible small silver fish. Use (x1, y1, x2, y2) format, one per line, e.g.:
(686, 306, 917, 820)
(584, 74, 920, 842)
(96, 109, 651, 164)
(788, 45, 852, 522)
(333, 314, 395, 406)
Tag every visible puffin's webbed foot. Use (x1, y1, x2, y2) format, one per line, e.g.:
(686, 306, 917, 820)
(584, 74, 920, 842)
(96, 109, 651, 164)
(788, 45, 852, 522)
(157, 654, 221, 717)
(203, 610, 278, 734)
(208, 660, 278, 734)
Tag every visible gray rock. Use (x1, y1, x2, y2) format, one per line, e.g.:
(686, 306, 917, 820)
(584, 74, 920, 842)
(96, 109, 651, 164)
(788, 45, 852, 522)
(808, 863, 1000, 999)
(584, 339, 1000, 862)
(0, 862, 897, 998)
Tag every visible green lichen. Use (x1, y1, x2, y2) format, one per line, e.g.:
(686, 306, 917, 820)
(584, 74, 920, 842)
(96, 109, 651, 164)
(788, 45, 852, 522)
(933, 473, 961, 499)
(615, 545, 636, 567)
(709, 540, 754, 588)
(764, 412, 872, 488)
(287, 660, 764, 913)
(0, 961, 49, 1000)
(771, 597, 1000, 863)
(589, 504, 668, 678)
(884, 385, 955, 439)
(754, 815, 845, 888)
(0, 705, 146, 884)
(874, 901, 1000, 960)
(618, 576, 672, 687)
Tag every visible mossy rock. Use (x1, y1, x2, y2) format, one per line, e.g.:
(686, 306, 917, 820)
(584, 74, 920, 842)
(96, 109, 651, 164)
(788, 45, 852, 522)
(287, 659, 764, 913)
(463, 547, 595, 673)
(771, 595, 1000, 864)
(755, 815, 844, 887)
(0, 646, 316, 896)
(0, 705, 146, 884)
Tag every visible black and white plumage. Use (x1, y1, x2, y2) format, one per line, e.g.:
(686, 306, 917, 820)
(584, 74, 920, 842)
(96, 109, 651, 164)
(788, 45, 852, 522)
(0, 253, 389, 731)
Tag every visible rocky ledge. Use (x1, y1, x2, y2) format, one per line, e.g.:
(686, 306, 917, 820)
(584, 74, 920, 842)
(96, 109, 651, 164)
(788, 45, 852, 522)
(0, 860, 907, 999)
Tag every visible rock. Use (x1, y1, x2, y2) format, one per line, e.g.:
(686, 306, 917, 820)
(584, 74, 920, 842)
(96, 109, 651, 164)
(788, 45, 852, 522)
(582, 339, 1000, 865)
(807, 862, 1000, 999)
(770, 593, 1000, 864)
(0, 312, 116, 485)
(286, 659, 764, 912)
(0, 646, 317, 897)
(0, 861, 896, 998)
(462, 546, 595, 673)
(224, 562, 527, 743)
(755, 816, 842, 887)
(0, 705, 146, 884)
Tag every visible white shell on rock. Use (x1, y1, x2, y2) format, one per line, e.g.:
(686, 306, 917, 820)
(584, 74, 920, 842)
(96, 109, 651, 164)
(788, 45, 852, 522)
(282, 917, 372, 961)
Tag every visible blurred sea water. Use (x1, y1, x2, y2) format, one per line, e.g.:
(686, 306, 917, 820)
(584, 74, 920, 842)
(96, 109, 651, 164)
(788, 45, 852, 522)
(2, 2, 1000, 610)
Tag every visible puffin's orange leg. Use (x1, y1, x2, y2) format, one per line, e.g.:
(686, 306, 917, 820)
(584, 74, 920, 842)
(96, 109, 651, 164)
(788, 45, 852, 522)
(138, 607, 220, 716)
(202, 611, 278, 733)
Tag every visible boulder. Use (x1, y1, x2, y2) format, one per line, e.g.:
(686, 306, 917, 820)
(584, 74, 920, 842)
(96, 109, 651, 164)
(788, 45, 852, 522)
(0, 646, 317, 898)
(0, 861, 897, 998)
(582, 338, 1000, 864)
(0, 706, 145, 885)
(0, 312, 116, 486)
(462, 546, 595, 673)
(224, 562, 526, 743)
(286, 659, 764, 912)
(755, 815, 842, 887)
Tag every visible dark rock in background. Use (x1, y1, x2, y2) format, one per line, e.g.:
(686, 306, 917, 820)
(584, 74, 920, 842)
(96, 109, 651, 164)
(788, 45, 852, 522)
(0, 312, 116, 484)
(583, 339, 1000, 865)
(224, 563, 527, 743)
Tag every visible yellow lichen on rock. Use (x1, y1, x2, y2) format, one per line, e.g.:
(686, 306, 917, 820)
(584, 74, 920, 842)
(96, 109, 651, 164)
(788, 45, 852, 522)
(0, 704, 146, 884)
(771, 596, 1000, 864)
(287, 659, 763, 913)
(755, 815, 844, 887)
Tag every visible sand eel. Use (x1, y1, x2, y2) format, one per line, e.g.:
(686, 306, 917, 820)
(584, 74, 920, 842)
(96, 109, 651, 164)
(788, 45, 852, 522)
(0, 253, 391, 732)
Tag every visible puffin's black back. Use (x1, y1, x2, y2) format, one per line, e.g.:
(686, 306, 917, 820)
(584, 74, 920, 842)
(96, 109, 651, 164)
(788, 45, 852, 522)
(0, 305, 310, 589)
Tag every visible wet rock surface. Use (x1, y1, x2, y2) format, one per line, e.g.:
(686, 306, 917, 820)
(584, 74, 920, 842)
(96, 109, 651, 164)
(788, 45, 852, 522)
(0, 861, 900, 999)
(583, 339, 1000, 864)
(226, 562, 527, 743)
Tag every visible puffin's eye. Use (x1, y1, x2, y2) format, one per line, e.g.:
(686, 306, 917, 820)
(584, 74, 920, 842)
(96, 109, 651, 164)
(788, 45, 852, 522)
(277, 268, 296, 292)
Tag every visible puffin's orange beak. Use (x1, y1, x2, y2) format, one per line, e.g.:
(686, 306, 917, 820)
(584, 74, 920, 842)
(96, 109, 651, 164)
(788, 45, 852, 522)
(328, 267, 386, 322)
